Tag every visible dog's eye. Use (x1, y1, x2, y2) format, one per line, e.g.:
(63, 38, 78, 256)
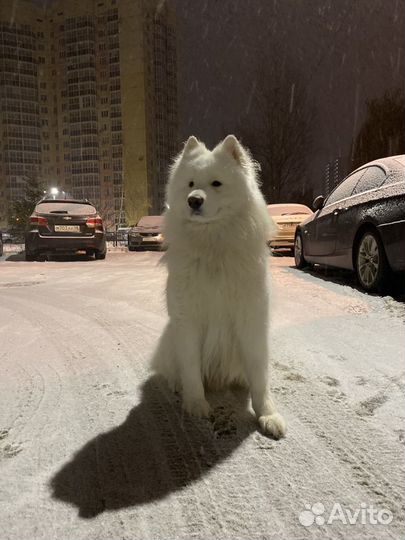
(211, 180, 222, 187)
(189, 181, 194, 188)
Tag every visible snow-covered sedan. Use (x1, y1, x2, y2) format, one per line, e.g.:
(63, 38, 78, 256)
(267, 203, 313, 252)
(128, 215, 165, 251)
(294, 155, 405, 292)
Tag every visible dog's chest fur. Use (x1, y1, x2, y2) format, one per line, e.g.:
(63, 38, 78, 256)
(166, 248, 267, 387)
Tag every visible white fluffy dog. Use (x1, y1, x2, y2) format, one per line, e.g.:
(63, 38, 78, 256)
(152, 135, 286, 439)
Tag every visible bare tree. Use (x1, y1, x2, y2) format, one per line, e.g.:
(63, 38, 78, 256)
(9, 174, 44, 232)
(350, 89, 405, 170)
(97, 198, 116, 231)
(238, 60, 314, 204)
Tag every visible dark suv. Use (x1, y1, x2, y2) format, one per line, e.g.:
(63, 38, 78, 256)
(25, 198, 107, 261)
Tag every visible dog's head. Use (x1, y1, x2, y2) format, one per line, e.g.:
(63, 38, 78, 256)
(166, 135, 259, 225)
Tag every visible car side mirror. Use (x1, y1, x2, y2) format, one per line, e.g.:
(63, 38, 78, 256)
(313, 195, 325, 211)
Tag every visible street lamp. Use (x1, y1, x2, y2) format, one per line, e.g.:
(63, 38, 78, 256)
(50, 187, 59, 200)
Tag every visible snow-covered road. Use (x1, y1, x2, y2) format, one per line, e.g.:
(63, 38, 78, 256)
(0, 252, 404, 539)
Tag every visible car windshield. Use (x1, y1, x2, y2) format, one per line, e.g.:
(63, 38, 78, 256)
(35, 202, 96, 215)
(267, 204, 312, 216)
(136, 216, 164, 228)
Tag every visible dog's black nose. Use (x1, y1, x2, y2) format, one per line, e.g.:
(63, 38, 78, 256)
(188, 195, 204, 210)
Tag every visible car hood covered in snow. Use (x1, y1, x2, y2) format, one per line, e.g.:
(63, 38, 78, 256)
(130, 215, 164, 234)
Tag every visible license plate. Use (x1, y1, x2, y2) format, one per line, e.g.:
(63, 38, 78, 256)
(54, 225, 80, 233)
(142, 236, 158, 242)
(280, 223, 296, 229)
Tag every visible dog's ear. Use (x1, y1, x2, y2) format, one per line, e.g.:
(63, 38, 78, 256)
(220, 135, 245, 166)
(182, 136, 202, 156)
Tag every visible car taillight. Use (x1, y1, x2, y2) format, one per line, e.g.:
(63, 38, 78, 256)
(30, 216, 48, 226)
(86, 217, 103, 229)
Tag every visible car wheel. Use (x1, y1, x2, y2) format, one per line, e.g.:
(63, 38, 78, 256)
(128, 245, 135, 251)
(294, 232, 309, 269)
(355, 229, 390, 292)
(95, 250, 106, 260)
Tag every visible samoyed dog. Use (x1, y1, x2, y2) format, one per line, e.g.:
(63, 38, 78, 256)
(152, 135, 286, 439)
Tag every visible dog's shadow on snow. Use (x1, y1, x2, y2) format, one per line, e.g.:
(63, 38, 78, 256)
(50, 375, 256, 518)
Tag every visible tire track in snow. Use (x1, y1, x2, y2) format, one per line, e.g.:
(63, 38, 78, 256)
(273, 364, 405, 523)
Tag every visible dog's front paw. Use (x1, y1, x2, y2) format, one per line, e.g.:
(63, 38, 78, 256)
(258, 412, 286, 439)
(183, 396, 210, 418)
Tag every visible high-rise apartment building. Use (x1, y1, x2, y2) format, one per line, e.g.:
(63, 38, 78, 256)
(0, 0, 177, 228)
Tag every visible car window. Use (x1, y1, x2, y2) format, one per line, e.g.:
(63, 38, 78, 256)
(325, 169, 366, 205)
(352, 166, 386, 195)
(35, 202, 97, 215)
(137, 216, 164, 227)
(383, 167, 405, 185)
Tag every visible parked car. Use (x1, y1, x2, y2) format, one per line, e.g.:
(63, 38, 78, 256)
(1, 230, 12, 243)
(105, 230, 117, 242)
(267, 203, 313, 252)
(128, 215, 165, 251)
(116, 226, 131, 242)
(0, 232, 3, 257)
(1, 229, 23, 243)
(294, 155, 405, 292)
(25, 198, 107, 261)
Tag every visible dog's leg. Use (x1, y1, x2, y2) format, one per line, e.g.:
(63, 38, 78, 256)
(174, 323, 210, 418)
(151, 324, 180, 392)
(239, 325, 286, 439)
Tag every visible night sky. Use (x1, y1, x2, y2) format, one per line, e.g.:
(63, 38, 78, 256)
(13, 0, 405, 197)
(171, 0, 405, 195)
